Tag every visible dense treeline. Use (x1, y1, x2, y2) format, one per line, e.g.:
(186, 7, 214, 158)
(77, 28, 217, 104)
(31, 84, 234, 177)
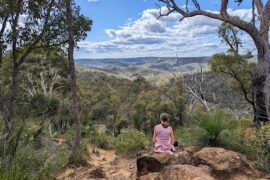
(0, 0, 270, 179)
(1, 48, 270, 178)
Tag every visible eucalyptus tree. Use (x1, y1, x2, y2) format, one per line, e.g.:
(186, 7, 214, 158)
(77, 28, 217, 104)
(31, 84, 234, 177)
(157, 0, 270, 123)
(0, 0, 91, 131)
(65, 0, 85, 164)
(210, 22, 259, 125)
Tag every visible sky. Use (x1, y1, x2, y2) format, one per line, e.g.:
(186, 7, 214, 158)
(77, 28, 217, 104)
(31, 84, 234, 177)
(74, 0, 262, 59)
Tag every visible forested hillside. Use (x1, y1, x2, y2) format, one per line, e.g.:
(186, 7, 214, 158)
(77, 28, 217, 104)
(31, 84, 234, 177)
(1, 0, 270, 179)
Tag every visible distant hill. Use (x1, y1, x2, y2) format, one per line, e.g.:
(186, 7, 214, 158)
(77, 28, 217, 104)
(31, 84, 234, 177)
(75, 57, 210, 77)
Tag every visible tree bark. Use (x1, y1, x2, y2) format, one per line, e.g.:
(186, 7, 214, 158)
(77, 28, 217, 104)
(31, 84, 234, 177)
(253, 43, 270, 123)
(5, 63, 19, 130)
(66, 0, 82, 164)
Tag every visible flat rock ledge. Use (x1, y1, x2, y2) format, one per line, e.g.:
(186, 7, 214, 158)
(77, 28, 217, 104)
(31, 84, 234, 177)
(137, 147, 262, 180)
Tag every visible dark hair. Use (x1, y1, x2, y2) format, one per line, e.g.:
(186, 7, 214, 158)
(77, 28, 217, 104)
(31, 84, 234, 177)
(160, 113, 169, 122)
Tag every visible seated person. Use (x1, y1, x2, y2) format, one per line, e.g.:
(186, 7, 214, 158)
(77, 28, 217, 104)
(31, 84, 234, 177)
(153, 113, 176, 154)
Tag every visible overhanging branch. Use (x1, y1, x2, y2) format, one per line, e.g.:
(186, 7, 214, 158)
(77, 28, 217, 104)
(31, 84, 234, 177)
(157, 0, 263, 51)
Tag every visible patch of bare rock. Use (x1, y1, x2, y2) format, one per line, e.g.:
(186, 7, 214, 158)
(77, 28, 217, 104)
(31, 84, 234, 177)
(137, 147, 265, 180)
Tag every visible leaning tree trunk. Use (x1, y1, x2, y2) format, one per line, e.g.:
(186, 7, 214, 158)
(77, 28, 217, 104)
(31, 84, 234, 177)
(5, 63, 19, 131)
(66, 0, 82, 164)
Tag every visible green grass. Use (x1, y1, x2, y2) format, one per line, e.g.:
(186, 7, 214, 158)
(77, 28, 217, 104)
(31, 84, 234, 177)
(174, 110, 254, 155)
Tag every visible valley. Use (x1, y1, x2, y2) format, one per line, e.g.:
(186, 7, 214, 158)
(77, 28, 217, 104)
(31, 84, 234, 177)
(75, 57, 210, 78)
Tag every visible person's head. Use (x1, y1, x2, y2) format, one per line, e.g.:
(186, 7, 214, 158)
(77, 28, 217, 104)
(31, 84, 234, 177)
(160, 113, 170, 128)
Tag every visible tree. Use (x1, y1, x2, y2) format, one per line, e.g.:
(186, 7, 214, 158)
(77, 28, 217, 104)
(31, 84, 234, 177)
(65, 0, 91, 164)
(0, 0, 91, 131)
(157, 0, 270, 123)
(209, 54, 258, 124)
(184, 65, 210, 113)
(164, 76, 186, 126)
(210, 22, 261, 125)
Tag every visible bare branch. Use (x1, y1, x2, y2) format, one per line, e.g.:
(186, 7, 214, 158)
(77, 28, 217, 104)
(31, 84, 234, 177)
(264, 0, 270, 23)
(157, 0, 264, 55)
(156, 3, 175, 19)
(252, 0, 256, 25)
(192, 0, 200, 10)
(254, 0, 264, 16)
(184, 66, 210, 112)
(221, 0, 229, 16)
(185, 0, 189, 13)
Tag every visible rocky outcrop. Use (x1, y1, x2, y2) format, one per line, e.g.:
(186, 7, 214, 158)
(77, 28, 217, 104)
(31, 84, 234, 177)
(140, 165, 216, 180)
(137, 147, 198, 177)
(193, 147, 256, 180)
(137, 147, 259, 180)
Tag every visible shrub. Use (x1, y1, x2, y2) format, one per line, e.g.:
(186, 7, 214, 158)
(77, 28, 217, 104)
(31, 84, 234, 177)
(90, 132, 110, 150)
(238, 117, 253, 128)
(30, 94, 60, 117)
(174, 127, 209, 147)
(195, 110, 237, 146)
(253, 125, 270, 173)
(0, 164, 29, 180)
(218, 129, 256, 158)
(14, 143, 70, 179)
(114, 129, 147, 155)
(83, 125, 111, 150)
(175, 110, 250, 151)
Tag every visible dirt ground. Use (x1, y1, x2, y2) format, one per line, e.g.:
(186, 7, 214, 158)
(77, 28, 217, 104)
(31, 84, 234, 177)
(57, 146, 137, 180)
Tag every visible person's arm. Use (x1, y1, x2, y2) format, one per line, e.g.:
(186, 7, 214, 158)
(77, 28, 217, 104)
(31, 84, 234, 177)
(153, 126, 157, 143)
(170, 127, 175, 145)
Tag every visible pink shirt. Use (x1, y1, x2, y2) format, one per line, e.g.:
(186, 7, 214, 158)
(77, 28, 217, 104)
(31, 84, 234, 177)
(154, 124, 175, 154)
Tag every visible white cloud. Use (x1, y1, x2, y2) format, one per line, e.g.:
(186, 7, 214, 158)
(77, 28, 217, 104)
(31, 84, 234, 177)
(76, 8, 256, 59)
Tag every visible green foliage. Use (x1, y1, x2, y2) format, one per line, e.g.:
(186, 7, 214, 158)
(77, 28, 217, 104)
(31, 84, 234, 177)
(209, 53, 256, 119)
(218, 22, 241, 55)
(114, 129, 148, 155)
(30, 94, 60, 117)
(175, 112, 256, 157)
(238, 117, 253, 128)
(175, 110, 239, 148)
(90, 131, 111, 150)
(68, 139, 89, 166)
(209, 54, 256, 93)
(195, 110, 237, 146)
(217, 129, 256, 157)
(253, 125, 270, 172)
(174, 127, 209, 147)
(0, 138, 70, 180)
(92, 132, 110, 150)
(82, 125, 111, 150)
(0, 164, 29, 180)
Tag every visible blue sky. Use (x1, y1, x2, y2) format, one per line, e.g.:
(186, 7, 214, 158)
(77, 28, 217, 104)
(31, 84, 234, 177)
(74, 0, 261, 59)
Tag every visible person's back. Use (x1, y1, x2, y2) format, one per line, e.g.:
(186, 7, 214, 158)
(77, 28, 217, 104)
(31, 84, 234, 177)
(153, 113, 175, 154)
